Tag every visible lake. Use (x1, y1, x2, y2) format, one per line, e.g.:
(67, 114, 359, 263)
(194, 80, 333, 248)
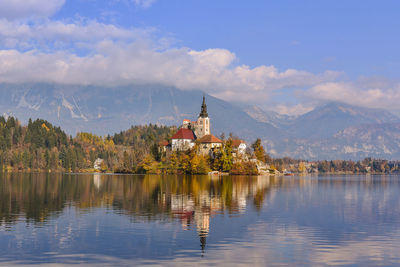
(0, 173, 400, 266)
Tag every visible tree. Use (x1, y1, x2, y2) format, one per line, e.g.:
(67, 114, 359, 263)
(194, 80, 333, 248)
(221, 140, 233, 172)
(298, 162, 306, 173)
(44, 150, 50, 169)
(197, 156, 211, 174)
(140, 154, 155, 173)
(100, 161, 108, 173)
(211, 147, 222, 171)
(189, 153, 200, 174)
(252, 138, 266, 162)
(151, 143, 161, 161)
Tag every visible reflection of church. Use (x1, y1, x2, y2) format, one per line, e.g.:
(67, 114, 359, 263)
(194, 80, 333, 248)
(195, 209, 210, 252)
(171, 194, 215, 251)
(170, 176, 272, 251)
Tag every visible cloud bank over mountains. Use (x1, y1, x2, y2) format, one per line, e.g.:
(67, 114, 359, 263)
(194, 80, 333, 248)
(0, 0, 398, 115)
(307, 80, 400, 111)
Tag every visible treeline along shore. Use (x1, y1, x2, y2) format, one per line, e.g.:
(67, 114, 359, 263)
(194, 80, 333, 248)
(0, 116, 399, 175)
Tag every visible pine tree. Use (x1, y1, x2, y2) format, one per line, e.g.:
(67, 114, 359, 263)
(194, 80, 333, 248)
(222, 140, 233, 172)
(252, 138, 266, 163)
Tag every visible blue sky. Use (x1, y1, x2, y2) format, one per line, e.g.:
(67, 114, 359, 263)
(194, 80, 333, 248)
(0, 0, 399, 114)
(53, 0, 400, 76)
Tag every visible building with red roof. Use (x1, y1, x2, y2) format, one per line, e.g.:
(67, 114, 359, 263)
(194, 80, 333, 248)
(168, 96, 247, 156)
(171, 96, 210, 152)
(171, 128, 196, 140)
(197, 134, 222, 144)
(158, 140, 170, 153)
(231, 139, 247, 156)
(171, 128, 196, 151)
(196, 134, 223, 155)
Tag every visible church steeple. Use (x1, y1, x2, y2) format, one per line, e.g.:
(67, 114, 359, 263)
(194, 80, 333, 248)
(194, 94, 210, 138)
(199, 95, 208, 118)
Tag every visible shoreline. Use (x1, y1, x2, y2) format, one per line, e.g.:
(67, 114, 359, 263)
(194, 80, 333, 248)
(1, 170, 398, 176)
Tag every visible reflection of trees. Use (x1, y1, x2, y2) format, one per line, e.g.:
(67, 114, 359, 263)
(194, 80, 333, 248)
(0, 172, 109, 225)
(1, 173, 395, 251)
(6, 174, 384, 226)
(2, 174, 395, 227)
(0, 173, 278, 226)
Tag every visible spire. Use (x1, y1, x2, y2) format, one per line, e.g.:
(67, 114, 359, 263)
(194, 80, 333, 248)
(199, 94, 208, 118)
(200, 233, 207, 253)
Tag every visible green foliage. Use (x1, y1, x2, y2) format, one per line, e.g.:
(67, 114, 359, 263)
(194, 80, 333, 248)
(252, 138, 266, 163)
(24, 119, 68, 149)
(151, 143, 161, 161)
(210, 140, 233, 172)
(113, 125, 175, 147)
(137, 154, 156, 174)
(222, 139, 233, 172)
(1, 116, 399, 175)
(230, 161, 258, 175)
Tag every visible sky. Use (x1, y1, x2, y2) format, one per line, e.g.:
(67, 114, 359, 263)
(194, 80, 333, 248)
(0, 0, 400, 115)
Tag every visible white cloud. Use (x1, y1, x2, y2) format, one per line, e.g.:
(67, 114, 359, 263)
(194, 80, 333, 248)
(305, 81, 400, 111)
(0, 0, 65, 20)
(0, 0, 397, 115)
(0, 41, 341, 105)
(0, 12, 347, 108)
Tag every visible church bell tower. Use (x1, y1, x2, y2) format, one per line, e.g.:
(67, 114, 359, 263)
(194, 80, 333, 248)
(195, 95, 210, 138)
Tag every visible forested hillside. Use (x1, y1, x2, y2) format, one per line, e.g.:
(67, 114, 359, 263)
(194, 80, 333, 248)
(0, 116, 175, 172)
(1, 115, 400, 175)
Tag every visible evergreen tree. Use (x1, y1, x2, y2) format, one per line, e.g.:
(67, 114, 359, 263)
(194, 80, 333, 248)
(252, 138, 266, 163)
(222, 140, 233, 172)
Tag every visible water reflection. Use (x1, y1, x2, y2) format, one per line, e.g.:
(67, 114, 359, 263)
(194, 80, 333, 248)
(0, 173, 273, 250)
(0, 173, 400, 265)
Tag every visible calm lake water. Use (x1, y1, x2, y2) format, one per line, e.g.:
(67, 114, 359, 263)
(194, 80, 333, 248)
(0, 173, 400, 266)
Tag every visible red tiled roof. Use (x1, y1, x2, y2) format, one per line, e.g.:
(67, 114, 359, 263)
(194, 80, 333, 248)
(159, 140, 169, 146)
(231, 139, 244, 148)
(197, 134, 222, 144)
(171, 128, 196, 140)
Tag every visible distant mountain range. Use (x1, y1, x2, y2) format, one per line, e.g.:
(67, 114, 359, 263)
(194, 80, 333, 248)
(0, 83, 282, 140)
(245, 102, 400, 159)
(1, 83, 399, 160)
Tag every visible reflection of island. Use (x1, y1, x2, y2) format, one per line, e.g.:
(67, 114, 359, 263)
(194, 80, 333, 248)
(2, 173, 396, 252)
(0, 174, 274, 230)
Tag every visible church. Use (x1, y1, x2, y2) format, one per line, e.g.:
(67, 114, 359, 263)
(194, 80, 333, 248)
(170, 96, 223, 155)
